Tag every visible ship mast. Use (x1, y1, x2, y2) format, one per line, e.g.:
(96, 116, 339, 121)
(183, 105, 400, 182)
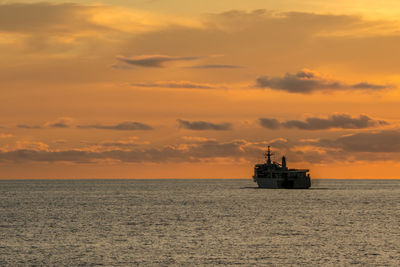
(265, 145, 272, 165)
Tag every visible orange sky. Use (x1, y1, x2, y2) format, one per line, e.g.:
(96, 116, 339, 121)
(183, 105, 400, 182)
(1, 1, 400, 179)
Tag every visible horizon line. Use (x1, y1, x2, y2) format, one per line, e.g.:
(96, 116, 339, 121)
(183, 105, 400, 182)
(1, 177, 400, 181)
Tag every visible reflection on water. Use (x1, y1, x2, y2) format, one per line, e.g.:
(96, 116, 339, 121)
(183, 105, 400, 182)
(1, 179, 399, 265)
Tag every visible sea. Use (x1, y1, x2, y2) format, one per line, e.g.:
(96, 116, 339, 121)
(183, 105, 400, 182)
(1, 179, 399, 266)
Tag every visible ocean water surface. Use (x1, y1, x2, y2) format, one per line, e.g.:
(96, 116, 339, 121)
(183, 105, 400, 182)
(1, 179, 399, 265)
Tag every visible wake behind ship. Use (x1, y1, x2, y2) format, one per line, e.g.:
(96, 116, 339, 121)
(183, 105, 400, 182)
(253, 146, 311, 189)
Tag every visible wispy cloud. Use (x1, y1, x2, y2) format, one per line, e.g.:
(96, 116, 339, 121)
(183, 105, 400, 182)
(17, 124, 42, 129)
(45, 117, 74, 128)
(77, 121, 153, 131)
(177, 119, 232, 131)
(187, 64, 243, 69)
(99, 139, 148, 148)
(110, 63, 133, 70)
(131, 81, 216, 89)
(116, 55, 201, 68)
(0, 3, 102, 34)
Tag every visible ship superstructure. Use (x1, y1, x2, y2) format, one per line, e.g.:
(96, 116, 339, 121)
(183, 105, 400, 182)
(253, 146, 311, 189)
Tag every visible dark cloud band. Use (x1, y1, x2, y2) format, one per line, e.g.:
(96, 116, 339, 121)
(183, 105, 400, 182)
(259, 114, 388, 130)
(0, 139, 257, 163)
(2, 131, 400, 164)
(319, 130, 400, 152)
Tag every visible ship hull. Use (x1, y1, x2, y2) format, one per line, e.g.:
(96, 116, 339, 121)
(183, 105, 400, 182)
(255, 177, 310, 189)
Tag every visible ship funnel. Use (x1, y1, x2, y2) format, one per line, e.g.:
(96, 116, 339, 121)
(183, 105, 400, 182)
(282, 156, 287, 169)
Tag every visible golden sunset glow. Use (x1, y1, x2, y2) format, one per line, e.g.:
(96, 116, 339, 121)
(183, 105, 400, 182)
(1, 0, 400, 178)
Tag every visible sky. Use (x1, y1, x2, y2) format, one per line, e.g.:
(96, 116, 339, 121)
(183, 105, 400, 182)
(1, 1, 400, 179)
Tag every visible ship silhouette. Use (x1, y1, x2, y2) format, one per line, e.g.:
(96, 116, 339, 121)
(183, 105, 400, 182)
(253, 146, 311, 189)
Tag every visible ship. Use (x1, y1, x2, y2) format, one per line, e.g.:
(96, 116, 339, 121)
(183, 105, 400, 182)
(253, 146, 311, 189)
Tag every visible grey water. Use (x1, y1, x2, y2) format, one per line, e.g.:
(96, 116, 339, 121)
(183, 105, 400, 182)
(1, 179, 399, 266)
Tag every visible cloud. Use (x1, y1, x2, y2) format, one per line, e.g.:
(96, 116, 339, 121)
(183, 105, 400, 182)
(187, 64, 243, 69)
(53, 139, 67, 144)
(116, 55, 200, 68)
(0, 3, 200, 35)
(14, 141, 49, 151)
(0, 138, 263, 163)
(110, 63, 133, 70)
(177, 119, 232, 130)
(4, 6, 400, 87)
(351, 82, 389, 90)
(259, 118, 281, 129)
(285, 130, 400, 162)
(0, 3, 103, 34)
(17, 124, 42, 129)
(0, 3, 204, 59)
(2, 133, 400, 164)
(1, 138, 317, 165)
(256, 69, 392, 93)
(0, 149, 97, 163)
(113, 10, 400, 81)
(99, 140, 146, 148)
(0, 133, 13, 138)
(77, 121, 153, 131)
(259, 114, 388, 130)
(90, 137, 150, 150)
(182, 136, 216, 142)
(45, 117, 74, 128)
(131, 81, 216, 89)
(319, 130, 400, 152)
